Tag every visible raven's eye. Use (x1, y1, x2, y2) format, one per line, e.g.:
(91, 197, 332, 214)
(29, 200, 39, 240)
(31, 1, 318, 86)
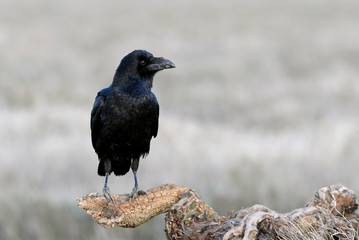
(139, 60, 146, 66)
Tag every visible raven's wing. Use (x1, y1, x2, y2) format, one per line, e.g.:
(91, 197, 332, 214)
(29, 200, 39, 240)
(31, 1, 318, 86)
(90, 86, 112, 149)
(151, 93, 160, 138)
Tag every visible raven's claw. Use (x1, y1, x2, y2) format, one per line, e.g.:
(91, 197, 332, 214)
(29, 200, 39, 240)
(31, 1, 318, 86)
(128, 187, 146, 200)
(103, 185, 114, 203)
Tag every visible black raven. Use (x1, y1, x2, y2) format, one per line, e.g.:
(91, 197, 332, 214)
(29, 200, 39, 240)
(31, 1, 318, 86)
(90, 50, 175, 202)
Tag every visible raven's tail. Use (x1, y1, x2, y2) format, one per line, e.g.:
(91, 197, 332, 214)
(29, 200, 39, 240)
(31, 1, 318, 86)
(98, 158, 131, 176)
(112, 159, 131, 176)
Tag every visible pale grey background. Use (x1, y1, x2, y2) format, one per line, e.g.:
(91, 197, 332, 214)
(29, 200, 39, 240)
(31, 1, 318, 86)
(1, 0, 359, 239)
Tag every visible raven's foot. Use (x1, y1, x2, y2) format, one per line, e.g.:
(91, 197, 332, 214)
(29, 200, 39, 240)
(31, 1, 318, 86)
(128, 187, 146, 200)
(102, 185, 114, 203)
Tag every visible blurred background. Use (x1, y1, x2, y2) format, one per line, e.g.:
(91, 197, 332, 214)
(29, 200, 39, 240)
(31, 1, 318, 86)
(1, 0, 359, 239)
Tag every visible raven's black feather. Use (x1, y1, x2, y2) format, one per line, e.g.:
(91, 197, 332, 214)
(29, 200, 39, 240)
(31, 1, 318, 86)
(91, 50, 174, 178)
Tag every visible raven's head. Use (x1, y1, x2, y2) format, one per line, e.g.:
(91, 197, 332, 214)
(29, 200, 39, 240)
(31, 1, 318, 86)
(114, 50, 175, 83)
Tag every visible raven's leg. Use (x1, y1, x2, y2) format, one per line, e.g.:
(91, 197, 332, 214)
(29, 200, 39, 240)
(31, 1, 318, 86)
(128, 158, 146, 199)
(102, 160, 113, 203)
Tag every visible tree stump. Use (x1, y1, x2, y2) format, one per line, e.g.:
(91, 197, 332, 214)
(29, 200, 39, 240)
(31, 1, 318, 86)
(77, 184, 359, 239)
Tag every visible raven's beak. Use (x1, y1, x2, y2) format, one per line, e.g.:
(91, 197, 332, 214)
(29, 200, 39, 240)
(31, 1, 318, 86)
(147, 57, 176, 71)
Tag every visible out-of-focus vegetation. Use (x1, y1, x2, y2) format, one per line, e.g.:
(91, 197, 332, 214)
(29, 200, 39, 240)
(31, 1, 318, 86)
(1, 0, 359, 239)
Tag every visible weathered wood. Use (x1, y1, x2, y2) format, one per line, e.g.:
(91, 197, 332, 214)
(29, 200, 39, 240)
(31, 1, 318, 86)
(78, 184, 359, 239)
(165, 184, 359, 240)
(77, 184, 188, 228)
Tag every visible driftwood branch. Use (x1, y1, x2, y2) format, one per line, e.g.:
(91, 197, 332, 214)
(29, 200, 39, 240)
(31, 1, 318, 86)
(78, 184, 359, 239)
(77, 184, 189, 228)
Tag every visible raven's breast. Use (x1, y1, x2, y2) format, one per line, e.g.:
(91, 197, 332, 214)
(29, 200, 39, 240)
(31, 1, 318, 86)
(98, 94, 157, 160)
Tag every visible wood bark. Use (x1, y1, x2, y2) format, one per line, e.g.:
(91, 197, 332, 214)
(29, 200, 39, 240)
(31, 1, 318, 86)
(78, 184, 359, 239)
(77, 184, 188, 228)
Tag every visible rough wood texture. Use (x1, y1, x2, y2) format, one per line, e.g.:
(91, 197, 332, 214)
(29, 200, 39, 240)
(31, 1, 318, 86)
(78, 184, 359, 239)
(165, 184, 359, 240)
(77, 184, 188, 228)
